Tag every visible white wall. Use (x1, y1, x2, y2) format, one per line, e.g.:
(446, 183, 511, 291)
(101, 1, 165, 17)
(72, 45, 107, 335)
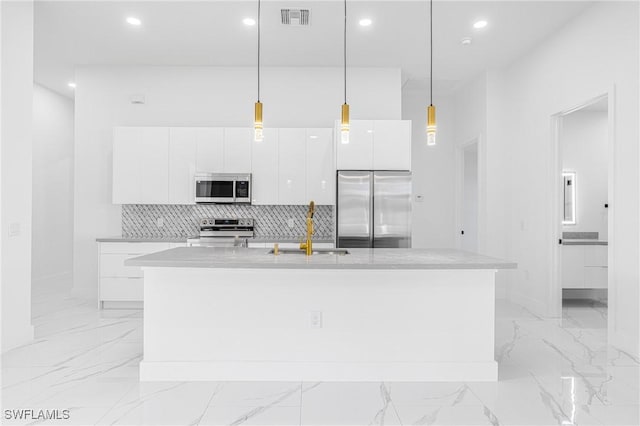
(402, 89, 456, 249)
(486, 2, 638, 355)
(1, 0, 35, 352)
(561, 110, 608, 238)
(32, 84, 74, 291)
(74, 66, 402, 298)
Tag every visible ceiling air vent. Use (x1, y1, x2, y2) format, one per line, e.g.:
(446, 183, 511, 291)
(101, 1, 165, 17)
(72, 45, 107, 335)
(281, 8, 310, 26)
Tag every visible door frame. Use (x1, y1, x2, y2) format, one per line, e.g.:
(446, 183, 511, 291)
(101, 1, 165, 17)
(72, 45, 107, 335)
(548, 89, 615, 318)
(455, 137, 481, 252)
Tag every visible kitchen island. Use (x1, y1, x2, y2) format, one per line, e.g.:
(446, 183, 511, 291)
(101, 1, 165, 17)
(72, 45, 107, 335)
(127, 247, 516, 382)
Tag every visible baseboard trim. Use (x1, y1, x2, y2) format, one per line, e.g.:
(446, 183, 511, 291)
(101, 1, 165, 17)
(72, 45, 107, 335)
(140, 360, 498, 382)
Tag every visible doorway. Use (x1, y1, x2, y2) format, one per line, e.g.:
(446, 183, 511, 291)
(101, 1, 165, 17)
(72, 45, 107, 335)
(460, 141, 479, 252)
(552, 94, 610, 324)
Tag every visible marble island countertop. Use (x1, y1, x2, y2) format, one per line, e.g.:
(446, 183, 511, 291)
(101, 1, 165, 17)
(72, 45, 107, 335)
(562, 239, 608, 246)
(126, 247, 517, 270)
(96, 236, 334, 244)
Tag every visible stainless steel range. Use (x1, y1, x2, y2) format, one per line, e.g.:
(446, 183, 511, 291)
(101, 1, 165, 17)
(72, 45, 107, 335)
(187, 218, 254, 247)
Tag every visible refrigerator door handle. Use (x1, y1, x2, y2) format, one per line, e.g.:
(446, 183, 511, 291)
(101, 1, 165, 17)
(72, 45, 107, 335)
(369, 173, 374, 248)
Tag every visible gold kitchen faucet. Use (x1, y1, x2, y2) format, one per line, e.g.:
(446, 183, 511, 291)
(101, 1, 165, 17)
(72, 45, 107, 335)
(300, 200, 315, 256)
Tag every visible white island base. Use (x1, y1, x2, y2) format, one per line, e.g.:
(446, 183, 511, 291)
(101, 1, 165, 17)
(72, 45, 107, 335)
(139, 266, 499, 382)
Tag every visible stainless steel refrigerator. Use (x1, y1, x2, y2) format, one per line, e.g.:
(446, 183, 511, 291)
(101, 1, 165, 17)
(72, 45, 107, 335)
(336, 170, 412, 248)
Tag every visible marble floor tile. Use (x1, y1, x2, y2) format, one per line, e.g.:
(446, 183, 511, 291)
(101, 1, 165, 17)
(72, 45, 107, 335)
(199, 405, 301, 426)
(209, 382, 302, 407)
(300, 382, 403, 425)
(2, 290, 638, 426)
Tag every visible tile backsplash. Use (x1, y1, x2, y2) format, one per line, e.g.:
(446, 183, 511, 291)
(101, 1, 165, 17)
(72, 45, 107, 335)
(122, 204, 334, 240)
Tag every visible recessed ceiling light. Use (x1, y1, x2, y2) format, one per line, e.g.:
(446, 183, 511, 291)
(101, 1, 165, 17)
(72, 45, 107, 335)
(461, 37, 472, 45)
(243, 18, 256, 26)
(67, 82, 76, 89)
(359, 18, 372, 27)
(473, 20, 488, 29)
(126, 16, 142, 26)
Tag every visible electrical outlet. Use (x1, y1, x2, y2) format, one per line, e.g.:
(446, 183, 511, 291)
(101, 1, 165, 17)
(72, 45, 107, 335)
(157, 217, 164, 227)
(287, 218, 295, 229)
(524, 270, 529, 281)
(415, 195, 424, 203)
(310, 311, 323, 329)
(8, 223, 20, 237)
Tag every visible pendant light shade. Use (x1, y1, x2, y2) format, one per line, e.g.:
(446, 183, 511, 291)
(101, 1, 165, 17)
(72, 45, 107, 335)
(340, 0, 350, 144)
(254, 101, 263, 142)
(427, 104, 436, 146)
(341, 103, 350, 144)
(254, 0, 264, 142)
(426, 0, 437, 146)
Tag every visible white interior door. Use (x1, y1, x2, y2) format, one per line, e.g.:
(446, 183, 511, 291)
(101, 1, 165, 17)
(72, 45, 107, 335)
(461, 143, 478, 252)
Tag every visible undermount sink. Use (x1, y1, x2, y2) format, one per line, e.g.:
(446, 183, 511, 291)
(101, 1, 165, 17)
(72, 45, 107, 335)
(268, 248, 350, 256)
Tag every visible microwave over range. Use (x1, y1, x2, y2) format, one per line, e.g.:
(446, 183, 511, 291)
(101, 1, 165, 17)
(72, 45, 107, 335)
(195, 173, 251, 204)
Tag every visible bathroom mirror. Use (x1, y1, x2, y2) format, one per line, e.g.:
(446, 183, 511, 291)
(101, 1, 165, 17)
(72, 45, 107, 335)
(562, 171, 576, 225)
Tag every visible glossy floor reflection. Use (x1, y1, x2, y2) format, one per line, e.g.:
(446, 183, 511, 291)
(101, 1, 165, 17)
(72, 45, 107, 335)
(1, 288, 638, 425)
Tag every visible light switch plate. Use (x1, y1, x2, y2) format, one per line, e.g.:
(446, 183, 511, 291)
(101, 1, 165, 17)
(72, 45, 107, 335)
(8, 223, 20, 237)
(310, 311, 323, 329)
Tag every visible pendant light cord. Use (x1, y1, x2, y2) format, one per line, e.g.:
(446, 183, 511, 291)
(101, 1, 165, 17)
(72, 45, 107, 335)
(344, 0, 347, 104)
(429, 0, 433, 106)
(257, 0, 261, 102)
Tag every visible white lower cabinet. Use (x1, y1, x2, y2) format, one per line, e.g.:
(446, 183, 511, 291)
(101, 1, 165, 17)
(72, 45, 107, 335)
(562, 244, 608, 289)
(98, 242, 184, 307)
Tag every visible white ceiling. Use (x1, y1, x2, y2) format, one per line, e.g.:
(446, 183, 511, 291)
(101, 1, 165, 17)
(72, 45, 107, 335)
(34, 1, 596, 98)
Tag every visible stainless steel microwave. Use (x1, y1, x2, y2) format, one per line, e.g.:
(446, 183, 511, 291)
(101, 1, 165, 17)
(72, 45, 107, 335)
(195, 173, 251, 204)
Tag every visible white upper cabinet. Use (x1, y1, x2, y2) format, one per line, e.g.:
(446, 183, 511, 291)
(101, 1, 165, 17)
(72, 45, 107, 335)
(306, 128, 334, 205)
(168, 128, 198, 205)
(139, 128, 170, 204)
(195, 128, 224, 173)
(335, 120, 411, 171)
(113, 127, 169, 204)
(114, 126, 334, 206)
(113, 127, 143, 204)
(223, 128, 252, 173)
(251, 128, 279, 205)
(373, 120, 411, 170)
(278, 129, 307, 205)
(336, 120, 374, 170)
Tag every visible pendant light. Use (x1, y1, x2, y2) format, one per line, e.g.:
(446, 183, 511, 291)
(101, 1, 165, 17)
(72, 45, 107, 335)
(254, 0, 263, 142)
(426, 0, 437, 146)
(340, 0, 350, 144)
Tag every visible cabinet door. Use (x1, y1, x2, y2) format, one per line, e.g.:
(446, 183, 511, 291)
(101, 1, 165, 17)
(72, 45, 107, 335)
(195, 128, 224, 173)
(336, 120, 374, 170)
(584, 266, 608, 288)
(169, 128, 198, 204)
(584, 245, 608, 267)
(373, 120, 411, 170)
(224, 128, 252, 173)
(251, 129, 278, 205)
(113, 127, 143, 204)
(562, 245, 584, 288)
(278, 129, 307, 205)
(139, 128, 170, 204)
(306, 128, 335, 205)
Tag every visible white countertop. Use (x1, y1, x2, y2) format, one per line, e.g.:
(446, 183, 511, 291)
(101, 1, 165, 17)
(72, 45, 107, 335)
(562, 239, 608, 246)
(125, 247, 517, 270)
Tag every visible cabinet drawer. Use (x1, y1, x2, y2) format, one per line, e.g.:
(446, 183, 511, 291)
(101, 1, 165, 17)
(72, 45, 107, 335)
(584, 266, 608, 288)
(562, 245, 584, 288)
(100, 278, 144, 301)
(100, 253, 143, 278)
(584, 245, 607, 267)
(100, 242, 171, 254)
